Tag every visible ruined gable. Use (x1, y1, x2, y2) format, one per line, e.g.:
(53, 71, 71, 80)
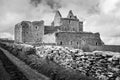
(52, 10, 83, 32)
(52, 10, 62, 26)
(67, 10, 77, 19)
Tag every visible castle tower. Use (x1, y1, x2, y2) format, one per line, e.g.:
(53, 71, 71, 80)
(52, 10, 62, 26)
(15, 20, 44, 43)
(57, 10, 83, 32)
(51, 10, 83, 32)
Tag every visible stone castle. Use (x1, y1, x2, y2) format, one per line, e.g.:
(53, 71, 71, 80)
(15, 10, 120, 52)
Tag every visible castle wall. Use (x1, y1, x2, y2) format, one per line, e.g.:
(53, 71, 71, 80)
(15, 21, 44, 43)
(31, 21, 44, 43)
(44, 26, 60, 34)
(69, 20, 80, 32)
(55, 32, 104, 49)
(43, 33, 56, 43)
(15, 23, 22, 43)
(60, 18, 83, 32)
(79, 22, 83, 31)
(60, 19, 69, 31)
(21, 21, 33, 43)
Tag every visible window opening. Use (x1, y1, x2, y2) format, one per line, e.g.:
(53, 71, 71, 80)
(77, 42, 79, 45)
(60, 41, 62, 45)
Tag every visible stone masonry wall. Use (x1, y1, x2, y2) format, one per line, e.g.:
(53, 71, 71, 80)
(15, 21, 44, 43)
(59, 18, 83, 32)
(31, 21, 44, 43)
(52, 11, 62, 26)
(21, 21, 32, 43)
(15, 23, 22, 43)
(52, 10, 83, 32)
(55, 32, 104, 49)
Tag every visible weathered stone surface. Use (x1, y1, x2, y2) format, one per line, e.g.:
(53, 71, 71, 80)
(36, 46, 120, 80)
(52, 10, 83, 32)
(15, 20, 44, 43)
(15, 23, 22, 43)
(55, 32, 104, 49)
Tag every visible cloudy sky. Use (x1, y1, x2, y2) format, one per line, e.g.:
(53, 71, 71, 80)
(0, 0, 120, 45)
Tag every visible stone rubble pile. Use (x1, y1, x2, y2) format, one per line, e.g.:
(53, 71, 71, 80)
(36, 46, 120, 80)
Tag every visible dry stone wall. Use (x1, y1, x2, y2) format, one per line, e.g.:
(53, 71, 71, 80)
(89, 45, 120, 52)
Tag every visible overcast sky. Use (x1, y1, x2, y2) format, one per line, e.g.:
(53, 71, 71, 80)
(0, 0, 120, 45)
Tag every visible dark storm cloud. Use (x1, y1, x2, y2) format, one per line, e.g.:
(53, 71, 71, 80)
(30, 0, 42, 7)
(30, 0, 100, 14)
(30, 0, 62, 10)
(87, 3, 100, 14)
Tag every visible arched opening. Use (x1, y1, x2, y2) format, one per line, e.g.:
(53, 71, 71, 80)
(96, 42, 98, 46)
(77, 42, 79, 45)
(60, 41, 62, 45)
(36, 26, 38, 29)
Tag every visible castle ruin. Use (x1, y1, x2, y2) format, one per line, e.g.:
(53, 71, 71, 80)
(15, 10, 106, 51)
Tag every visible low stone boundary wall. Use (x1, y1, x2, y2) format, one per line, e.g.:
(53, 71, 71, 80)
(89, 45, 120, 52)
